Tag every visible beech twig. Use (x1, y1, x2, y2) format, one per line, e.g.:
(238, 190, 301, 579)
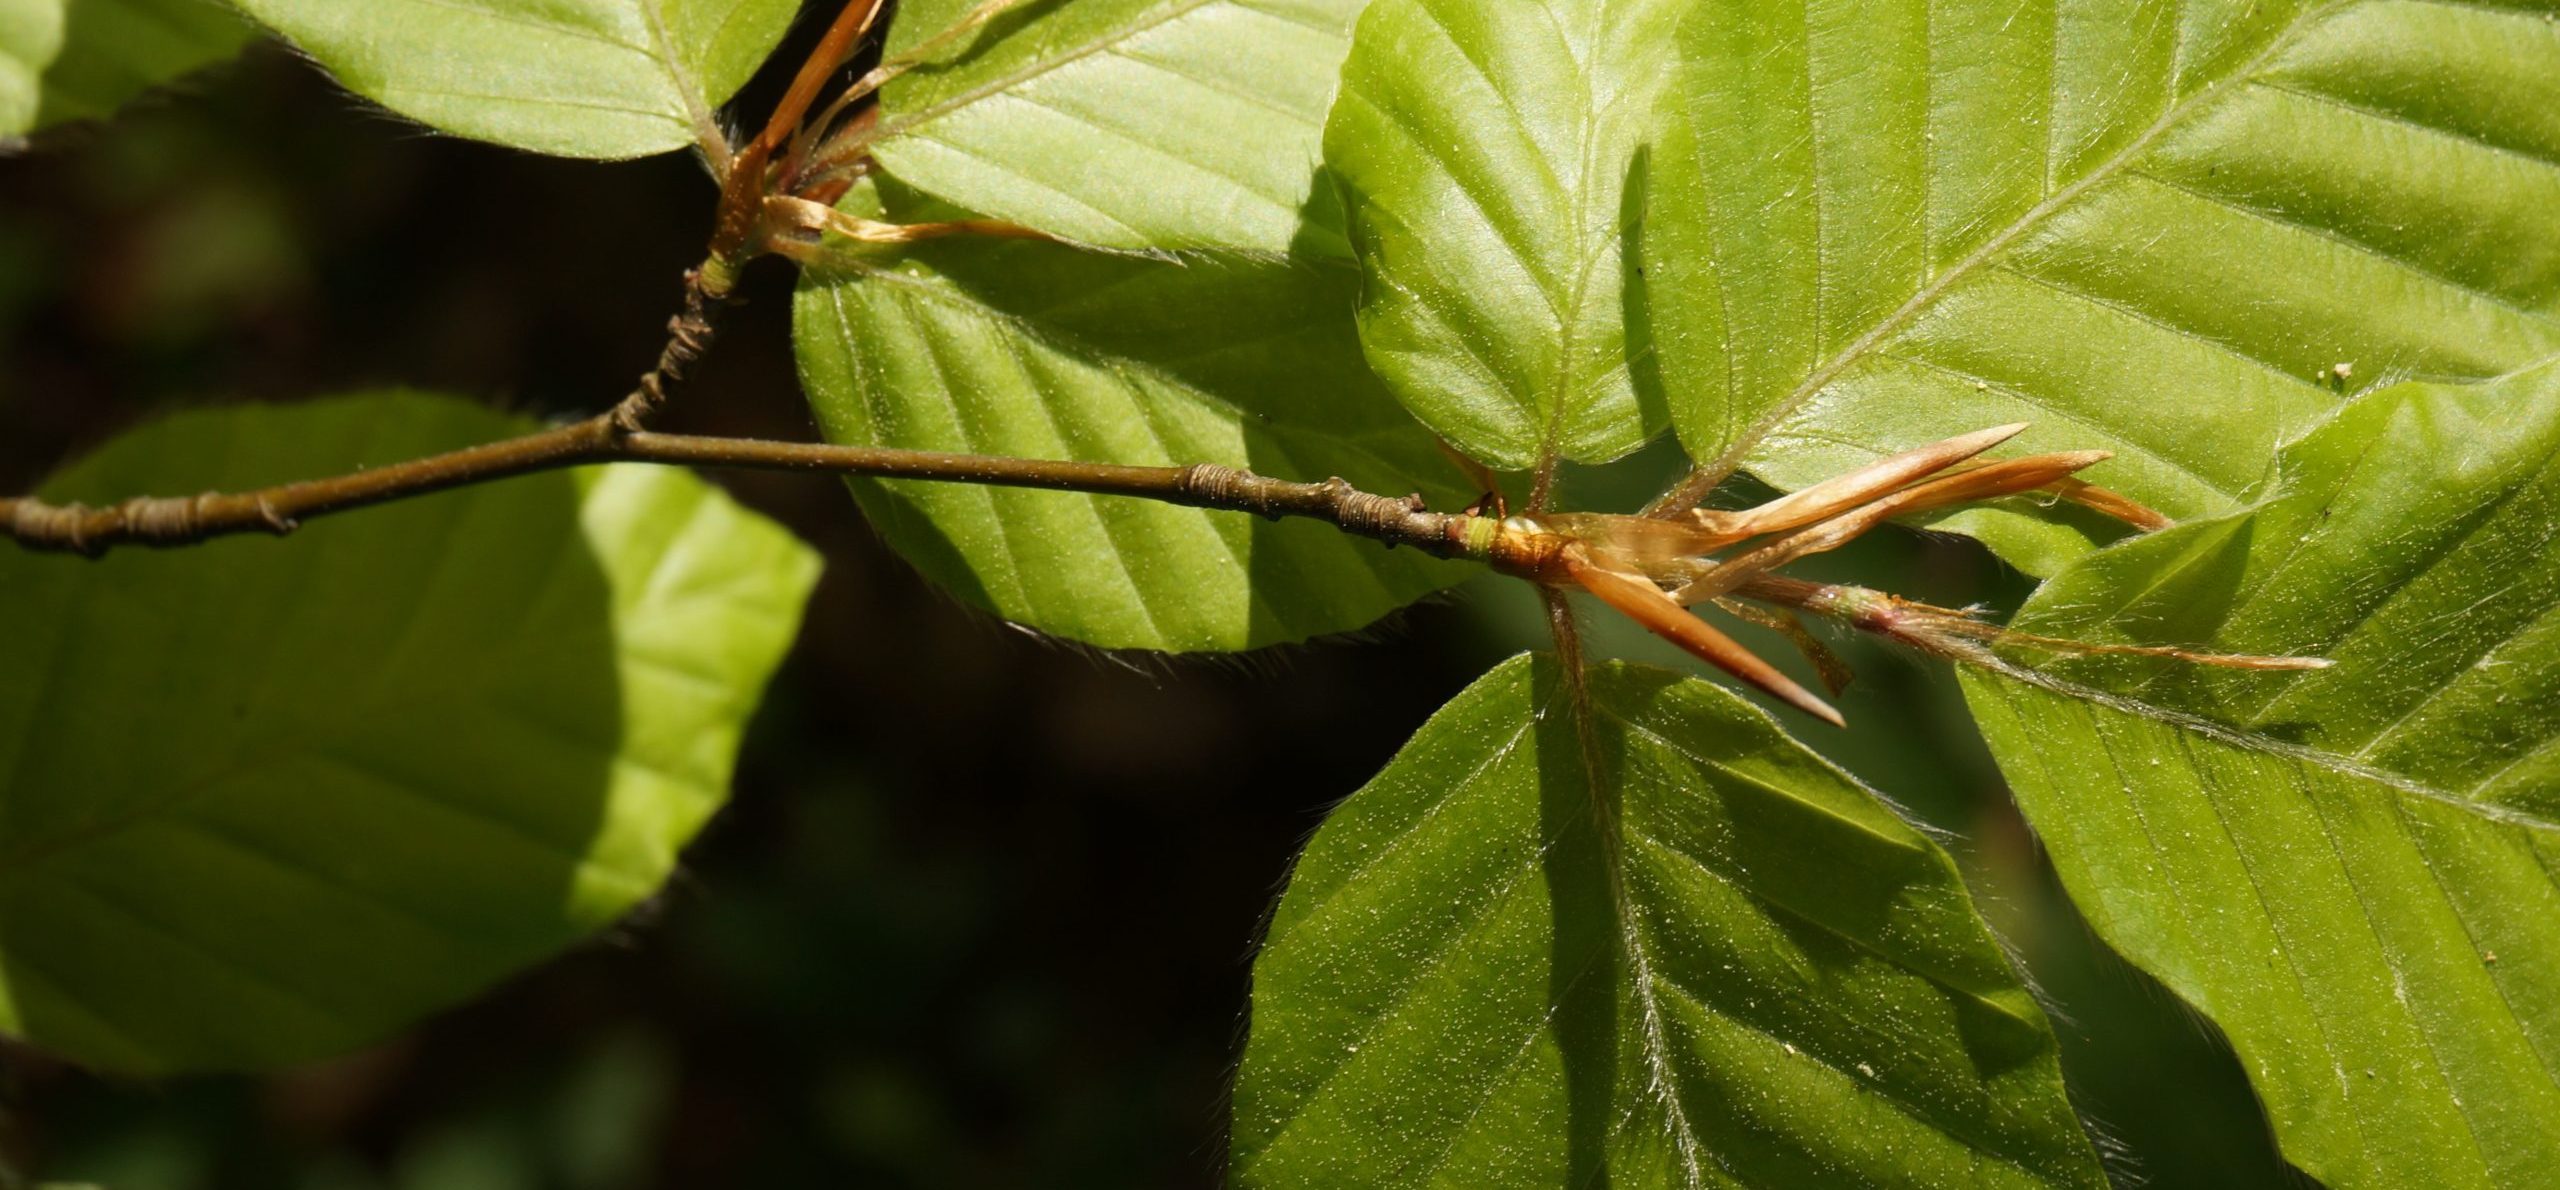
(605, 265, 729, 433)
(0, 423, 1469, 559)
(3, 0, 1148, 556)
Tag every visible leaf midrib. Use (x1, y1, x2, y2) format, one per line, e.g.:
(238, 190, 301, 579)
(1984, 655, 2560, 836)
(1530, 0, 1625, 492)
(1638, 956, 2079, 1186)
(1607, 709, 2042, 1024)
(1705, 0, 2353, 483)
(1568, 675, 1709, 1189)
(638, 0, 723, 157)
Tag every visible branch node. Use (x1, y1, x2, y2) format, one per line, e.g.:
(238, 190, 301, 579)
(127, 494, 196, 541)
(1329, 479, 1422, 541)
(256, 495, 299, 536)
(9, 499, 94, 557)
(1177, 462, 1252, 509)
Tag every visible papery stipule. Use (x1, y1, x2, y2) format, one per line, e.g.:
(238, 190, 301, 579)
(1563, 546, 1847, 726)
(1672, 423, 2029, 547)
(1671, 450, 2112, 607)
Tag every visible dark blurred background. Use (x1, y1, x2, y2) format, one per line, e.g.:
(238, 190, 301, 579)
(0, 25, 2302, 1190)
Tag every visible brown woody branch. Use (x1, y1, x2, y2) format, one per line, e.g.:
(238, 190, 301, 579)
(0, 418, 1469, 559)
(0, 0, 1479, 562)
(604, 265, 730, 432)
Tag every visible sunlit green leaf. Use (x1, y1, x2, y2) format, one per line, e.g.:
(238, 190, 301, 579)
(0, 393, 820, 1075)
(11, 0, 250, 138)
(1962, 361, 2560, 1186)
(871, 0, 1364, 255)
(793, 222, 1477, 652)
(1647, 0, 2560, 573)
(1324, 0, 1683, 471)
(228, 0, 800, 159)
(0, 0, 64, 135)
(1238, 655, 2105, 1187)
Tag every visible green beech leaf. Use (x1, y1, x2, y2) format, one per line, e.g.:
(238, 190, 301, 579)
(871, 0, 1364, 255)
(227, 0, 799, 159)
(793, 229, 1476, 652)
(21, 0, 251, 137)
(2, 0, 252, 142)
(1324, 0, 1683, 471)
(0, 393, 819, 1075)
(1, 0, 66, 135)
(1647, 0, 2560, 574)
(0, 0, 67, 134)
(1237, 655, 2106, 1187)
(1960, 361, 2560, 1186)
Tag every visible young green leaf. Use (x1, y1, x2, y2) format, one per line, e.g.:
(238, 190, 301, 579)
(1, 0, 67, 136)
(227, 0, 799, 159)
(872, 0, 1364, 255)
(1961, 361, 2560, 1186)
(13, 0, 250, 138)
(1237, 656, 2106, 1188)
(1324, 0, 1684, 472)
(0, 394, 819, 1075)
(793, 229, 1478, 652)
(1, 0, 252, 142)
(1647, 0, 2560, 573)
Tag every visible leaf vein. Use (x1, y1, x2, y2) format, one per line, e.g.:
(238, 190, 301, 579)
(1713, 0, 2351, 482)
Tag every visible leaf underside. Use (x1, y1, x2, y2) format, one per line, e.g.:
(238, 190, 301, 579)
(0, 394, 819, 1075)
(1963, 361, 2560, 1187)
(0, 0, 251, 140)
(227, 0, 800, 159)
(792, 228, 1477, 652)
(872, 0, 1367, 255)
(1648, 0, 2560, 574)
(1237, 656, 2106, 1188)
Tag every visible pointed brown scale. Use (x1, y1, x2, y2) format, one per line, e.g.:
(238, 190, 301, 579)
(1522, 427, 2055, 577)
(1882, 450, 2115, 518)
(767, 195, 1056, 248)
(1509, 427, 2303, 727)
(1910, 460, 2170, 531)
(1561, 545, 1847, 727)
(1670, 450, 2115, 608)
(2045, 477, 2173, 531)
(1674, 423, 2031, 546)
